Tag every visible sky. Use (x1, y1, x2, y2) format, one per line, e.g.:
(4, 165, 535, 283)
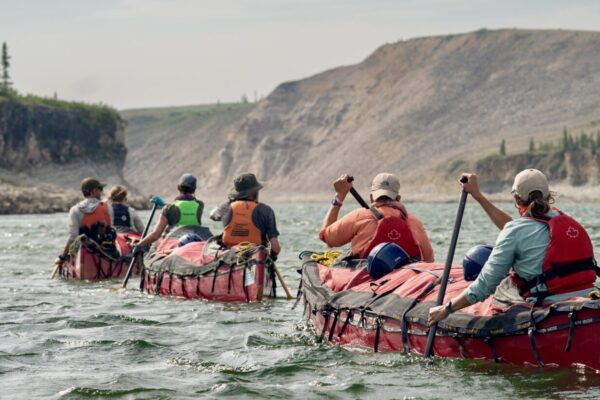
(1, 0, 599, 110)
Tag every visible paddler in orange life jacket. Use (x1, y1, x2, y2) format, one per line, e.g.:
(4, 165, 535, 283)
(209, 173, 281, 258)
(53, 177, 113, 269)
(319, 173, 434, 261)
(136, 173, 205, 249)
(429, 169, 599, 325)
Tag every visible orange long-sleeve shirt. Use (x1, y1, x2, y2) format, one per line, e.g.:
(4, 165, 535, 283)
(319, 205, 434, 262)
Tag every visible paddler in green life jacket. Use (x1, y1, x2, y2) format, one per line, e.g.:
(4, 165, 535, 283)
(136, 173, 205, 249)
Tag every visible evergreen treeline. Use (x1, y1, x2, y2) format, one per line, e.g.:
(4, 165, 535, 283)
(498, 127, 600, 156)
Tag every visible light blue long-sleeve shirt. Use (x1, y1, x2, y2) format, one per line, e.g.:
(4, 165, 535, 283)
(464, 210, 560, 304)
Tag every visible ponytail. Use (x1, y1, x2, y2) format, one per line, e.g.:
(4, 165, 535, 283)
(514, 190, 553, 218)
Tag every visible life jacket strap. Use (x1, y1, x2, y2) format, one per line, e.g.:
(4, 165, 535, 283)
(515, 257, 597, 297)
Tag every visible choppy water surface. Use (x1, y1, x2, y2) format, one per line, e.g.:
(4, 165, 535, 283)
(2, 201, 600, 399)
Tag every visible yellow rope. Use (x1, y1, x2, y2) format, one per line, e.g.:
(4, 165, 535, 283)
(310, 250, 342, 267)
(235, 241, 260, 263)
(589, 289, 600, 300)
(68, 234, 121, 262)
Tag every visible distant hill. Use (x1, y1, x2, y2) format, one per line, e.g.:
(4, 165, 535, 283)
(124, 29, 600, 202)
(122, 103, 255, 200)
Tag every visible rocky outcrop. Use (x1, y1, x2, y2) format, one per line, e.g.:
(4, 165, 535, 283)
(0, 96, 135, 213)
(0, 96, 126, 170)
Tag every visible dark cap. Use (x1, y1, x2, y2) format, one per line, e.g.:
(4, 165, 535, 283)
(178, 173, 197, 189)
(81, 177, 106, 192)
(229, 173, 263, 199)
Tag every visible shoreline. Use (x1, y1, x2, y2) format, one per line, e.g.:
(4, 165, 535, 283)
(1, 182, 598, 215)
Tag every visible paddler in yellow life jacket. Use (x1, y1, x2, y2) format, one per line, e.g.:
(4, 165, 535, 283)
(209, 173, 281, 258)
(54, 177, 114, 269)
(136, 173, 205, 249)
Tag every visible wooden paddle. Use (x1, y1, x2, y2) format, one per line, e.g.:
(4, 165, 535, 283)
(424, 176, 469, 357)
(121, 195, 165, 288)
(50, 257, 65, 279)
(272, 262, 294, 300)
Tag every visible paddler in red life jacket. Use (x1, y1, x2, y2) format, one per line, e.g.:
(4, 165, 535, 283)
(319, 173, 434, 261)
(107, 185, 145, 234)
(136, 173, 205, 249)
(429, 169, 599, 325)
(54, 177, 113, 268)
(209, 173, 281, 258)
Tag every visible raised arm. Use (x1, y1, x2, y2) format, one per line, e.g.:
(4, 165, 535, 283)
(320, 174, 352, 231)
(461, 173, 512, 230)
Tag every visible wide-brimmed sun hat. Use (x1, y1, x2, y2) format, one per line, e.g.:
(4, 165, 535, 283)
(229, 173, 263, 199)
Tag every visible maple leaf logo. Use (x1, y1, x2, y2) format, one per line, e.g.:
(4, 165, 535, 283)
(566, 226, 579, 239)
(387, 229, 401, 240)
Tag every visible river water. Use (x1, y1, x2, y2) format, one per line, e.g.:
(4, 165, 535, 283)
(2, 201, 600, 399)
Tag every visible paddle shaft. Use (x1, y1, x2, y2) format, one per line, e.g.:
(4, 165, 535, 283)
(424, 177, 469, 357)
(50, 260, 62, 280)
(346, 176, 382, 219)
(273, 263, 294, 300)
(122, 203, 158, 288)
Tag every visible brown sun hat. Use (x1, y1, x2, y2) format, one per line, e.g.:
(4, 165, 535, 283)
(109, 185, 128, 202)
(229, 173, 263, 199)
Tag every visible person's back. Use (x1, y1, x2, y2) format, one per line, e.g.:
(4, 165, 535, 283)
(108, 185, 145, 233)
(319, 173, 434, 262)
(135, 173, 206, 251)
(54, 177, 113, 270)
(211, 173, 281, 258)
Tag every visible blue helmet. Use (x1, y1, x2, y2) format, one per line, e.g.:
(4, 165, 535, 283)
(367, 242, 410, 280)
(463, 245, 493, 281)
(178, 233, 203, 247)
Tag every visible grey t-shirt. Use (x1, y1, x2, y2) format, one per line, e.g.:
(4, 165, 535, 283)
(213, 201, 279, 241)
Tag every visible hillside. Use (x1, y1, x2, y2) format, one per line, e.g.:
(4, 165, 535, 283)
(122, 103, 255, 200)
(124, 29, 600, 202)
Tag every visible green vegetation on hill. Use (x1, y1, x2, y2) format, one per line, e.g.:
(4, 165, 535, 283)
(1, 91, 120, 127)
(473, 126, 600, 192)
(122, 102, 254, 133)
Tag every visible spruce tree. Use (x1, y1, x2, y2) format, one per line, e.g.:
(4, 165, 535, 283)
(499, 139, 506, 156)
(1, 42, 11, 93)
(529, 137, 535, 153)
(562, 127, 569, 152)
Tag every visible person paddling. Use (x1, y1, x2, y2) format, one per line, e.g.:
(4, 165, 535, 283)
(319, 173, 434, 261)
(107, 185, 145, 234)
(53, 177, 113, 269)
(429, 169, 598, 325)
(135, 173, 205, 249)
(209, 173, 281, 258)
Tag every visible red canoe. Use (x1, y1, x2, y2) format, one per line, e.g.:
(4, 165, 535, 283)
(299, 253, 600, 370)
(139, 227, 276, 303)
(60, 232, 142, 280)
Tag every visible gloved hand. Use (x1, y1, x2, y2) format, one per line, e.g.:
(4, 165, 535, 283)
(270, 253, 278, 262)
